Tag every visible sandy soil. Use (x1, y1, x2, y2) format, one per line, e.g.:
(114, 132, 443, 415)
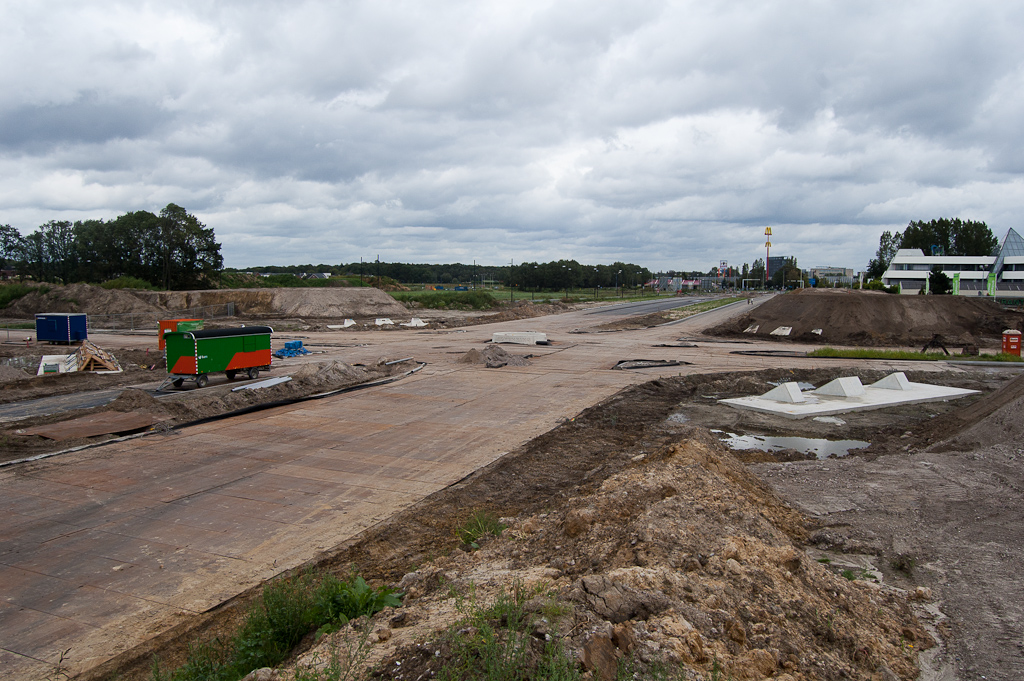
(75, 365, 1024, 681)
(4, 285, 1022, 680)
(707, 289, 1024, 347)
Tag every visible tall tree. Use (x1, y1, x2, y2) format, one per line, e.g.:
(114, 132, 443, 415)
(0, 224, 21, 271)
(900, 218, 996, 256)
(866, 230, 902, 279)
(157, 204, 224, 289)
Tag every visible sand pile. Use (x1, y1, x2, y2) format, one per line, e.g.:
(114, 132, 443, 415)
(134, 288, 409, 318)
(291, 360, 369, 387)
(707, 289, 1024, 346)
(459, 345, 531, 368)
(0, 364, 30, 383)
(0, 283, 165, 317)
(290, 429, 926, 681)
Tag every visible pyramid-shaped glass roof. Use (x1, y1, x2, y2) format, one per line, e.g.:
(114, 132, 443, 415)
(994, 228, 1024, 280)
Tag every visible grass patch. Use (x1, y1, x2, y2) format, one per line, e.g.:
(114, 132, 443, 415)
(432, 582, 580, 681)
(0, 283, 39, 308)
(455, 510, 506, 548)
(681, 296, 744, 313)
(808, 347, 1023, 362)
(100, 276, 159, 290)
(0, 321, 35, 329)
(151, 570, 400, 681)
(392, 290, 498, 310)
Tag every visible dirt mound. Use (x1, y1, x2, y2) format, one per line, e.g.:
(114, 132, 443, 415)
(106, 388, 173, 417)
(929, 373, 1024, 451)
(706, 289, 1024, 346)
(291, 430, 926, 681)
(133, 288, 409, 319)
(459, 345, 531, 367)
(0, 364, 30, 383)
(0, 283, 165, 317)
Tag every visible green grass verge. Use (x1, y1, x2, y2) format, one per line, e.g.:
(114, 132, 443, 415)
(679, 296, 745, 313)
(151, 570, 401, 681)
(391, 290, 498, 310)
(808, 347, 1024, 362)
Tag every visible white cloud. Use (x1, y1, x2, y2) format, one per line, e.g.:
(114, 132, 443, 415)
(1, 0, 1023, 273)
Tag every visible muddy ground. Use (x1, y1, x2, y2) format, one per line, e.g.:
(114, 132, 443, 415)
(76, 365, 1024, 681)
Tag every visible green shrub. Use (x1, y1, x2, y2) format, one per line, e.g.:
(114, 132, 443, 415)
(0, 283, 38, 308)
(392, 290, 498, 310)
(152, 570, 400, 681)
(100, 276, 158, 290)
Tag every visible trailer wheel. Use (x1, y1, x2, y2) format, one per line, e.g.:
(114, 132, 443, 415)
(226, 370, 237, 380)
(196, 374, 209, 388)
(172, 378, 184, 388)
(247, 367, 260, 380)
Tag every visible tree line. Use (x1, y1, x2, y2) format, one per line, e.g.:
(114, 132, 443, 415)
(866, 218, 998, 279)
(326, 260, 654, 289)
(0, 204, 223, 290)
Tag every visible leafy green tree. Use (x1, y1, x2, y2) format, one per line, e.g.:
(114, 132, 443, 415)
(900, 218, 996, 256)
(156, 204, 223, 289)
(750, 258, 766, 285)
(0, 224, 22, 271)
(866, 230, 903, 278)
(41, 220, 77, 284)
(929, 267, 952, 295)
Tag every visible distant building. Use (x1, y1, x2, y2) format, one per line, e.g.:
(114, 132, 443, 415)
(767, 256, 790, 280)
(809, 266, 855, 286)
(881, 228, 1024, 296)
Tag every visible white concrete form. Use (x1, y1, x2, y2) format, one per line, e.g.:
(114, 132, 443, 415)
(720, 373, 980, 419)
(491, 331, 549, 345)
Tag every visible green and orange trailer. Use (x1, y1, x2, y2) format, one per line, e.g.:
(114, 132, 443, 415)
(161, 326, 273, 389)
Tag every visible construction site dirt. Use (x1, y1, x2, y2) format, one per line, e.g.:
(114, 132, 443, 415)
(707, 288, 1024, 347)
(1, 287, 1023, 681)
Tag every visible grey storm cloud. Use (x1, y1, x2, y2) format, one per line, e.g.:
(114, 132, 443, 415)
(2, 0, 1024, 271)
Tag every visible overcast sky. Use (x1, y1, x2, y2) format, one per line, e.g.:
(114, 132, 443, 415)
(2, 1, 1023, 272)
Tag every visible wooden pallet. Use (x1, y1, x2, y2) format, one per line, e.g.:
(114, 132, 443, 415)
(74, 341, 122, 372)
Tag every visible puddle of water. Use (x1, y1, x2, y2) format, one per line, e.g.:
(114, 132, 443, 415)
(714, 431, 869, 459)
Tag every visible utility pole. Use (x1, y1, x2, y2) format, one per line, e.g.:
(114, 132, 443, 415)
(510, 259, 514, 303)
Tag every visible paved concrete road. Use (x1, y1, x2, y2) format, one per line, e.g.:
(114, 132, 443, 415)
(0, 298, 874, 679)
(582, 294, 729, 316)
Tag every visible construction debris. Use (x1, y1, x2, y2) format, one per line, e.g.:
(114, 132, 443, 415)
(273, 340, 311, 358)
(36, 341, 122, 375)
(19, 411, 169, 440)
(613, 359, 691, 370)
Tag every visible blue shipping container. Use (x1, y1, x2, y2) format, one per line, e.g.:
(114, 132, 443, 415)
(36, 313, 88, 344)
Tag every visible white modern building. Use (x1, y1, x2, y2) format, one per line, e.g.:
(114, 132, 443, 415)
(882, 228, 1024, 297)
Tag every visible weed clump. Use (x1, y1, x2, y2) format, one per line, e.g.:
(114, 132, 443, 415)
(455, 510, 506, 548)
(151, 570, 400, 681)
